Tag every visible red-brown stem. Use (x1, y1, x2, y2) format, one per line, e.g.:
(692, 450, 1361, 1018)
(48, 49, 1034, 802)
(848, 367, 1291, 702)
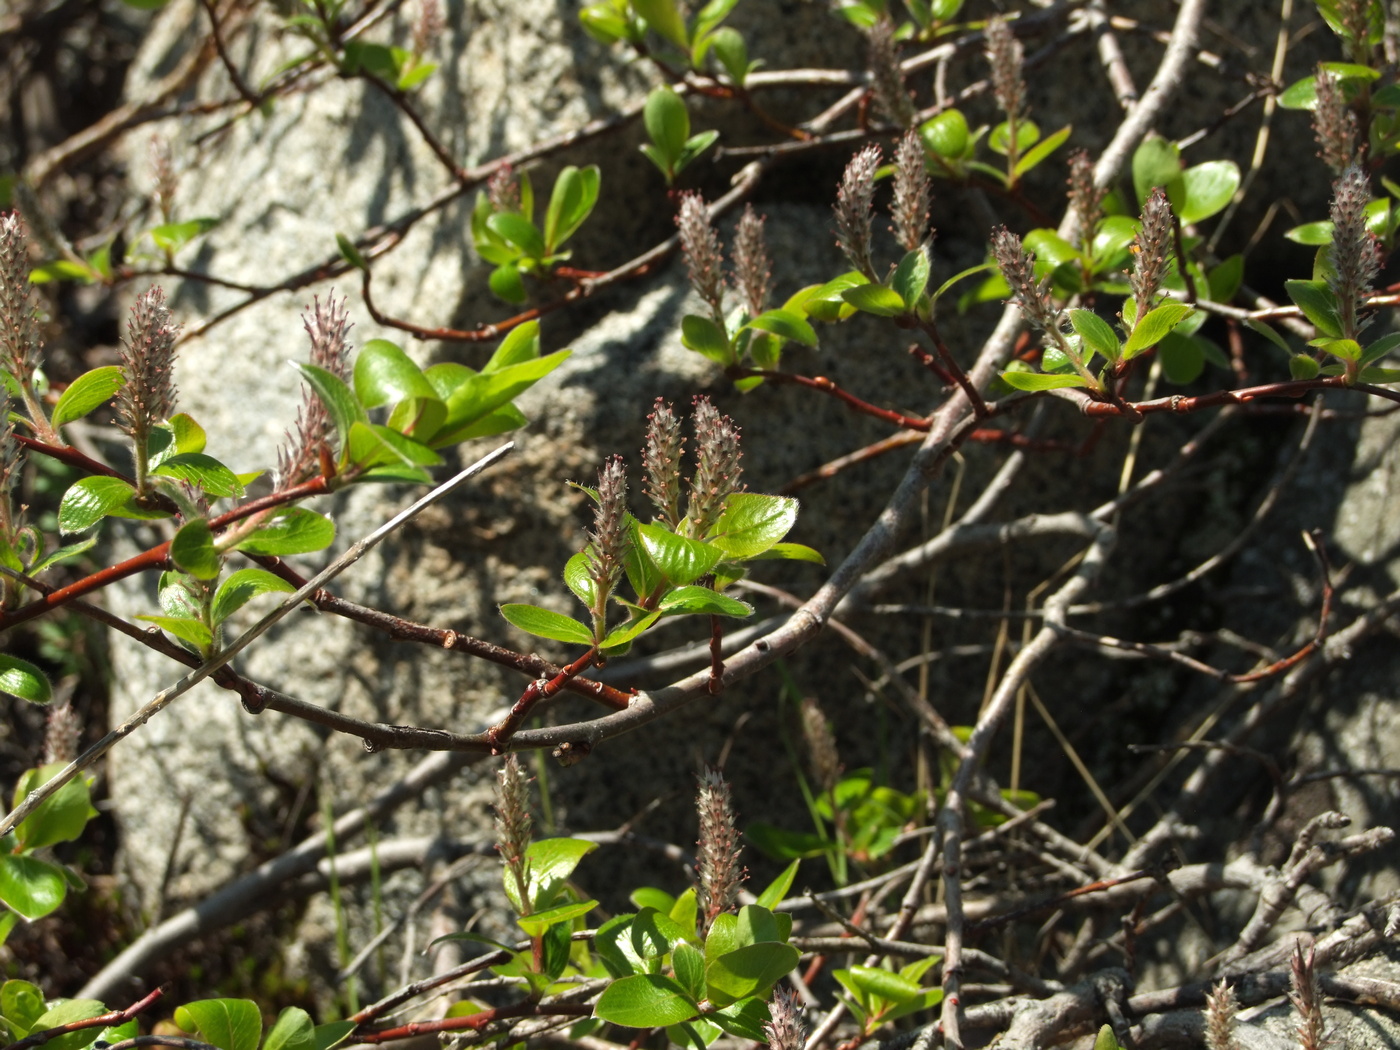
(707, 614, 724, 694)
(1075, 376, 1400, 416)
(354, 1003, 592, 1043)
(1229, 529, 1333, 684)
(5, 987, 166, 1050)
(908, 342, 959, 388)
(0, 476, 331, 632)
(916, 320, 990, 418)
(728, 368, 932, 431)
(486, 646, 601, 752)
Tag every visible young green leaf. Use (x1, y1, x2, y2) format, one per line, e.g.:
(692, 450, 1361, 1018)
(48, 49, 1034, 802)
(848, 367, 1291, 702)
(296, 363, 369, 453)
(134, 615, 214, 650)
(1178, 160, 1240, 224)
(499, 603, 596, 645)
(1068, 309, 1121, 364)
(0, 655, 52, 705)
(682, 315, 734, 364)
(174, 1000, 263, 1050)
(544, 165, 600, 252)
(0, 855, 67, 921)
(644, 86, 691, 165)
(998, 371, 1089, 392)
(840, 284, 907, 317)
(489, 264, 528, 303)
(919, 108, 970, 160)
(12, 766, 95, 853)
(353, 340, 438, 409)
(594, 974, 699, 1028)
(1284, 279, 1343, 338)
(600, 610, 662, 653)
(263, 1009, 315, 1050)
(637, 523, 724, 585)
(1122, 302, 1195, 358)
(1244, 318, 1293, 354)
(232, 509, 335, 556)
(745, 310, 817, 347)
(335, 234, 367, 270)
(657, 586, 753, 617)
(1131, 135, 1181, 205)
(487, 212, 547, 259)
(148, 218, 219, 255)
(709, 999, 771, 1041)
(58, 477, 171, 534)
(170, 520, 221, 580)
(1157, 331, 1205, 384)
(211, 568, 298, 626)
(150, 453, 245, 499)
(711, 493, 797, 558)
(484, 322, 543, 372)
(891, 248, 931, 309)
(51, 367, 125, 429)
(707, 27, 751, 86)
(1013, 123, 1072, 177)
(632, 0, 689, 49)
(704, 942, 800, 1007)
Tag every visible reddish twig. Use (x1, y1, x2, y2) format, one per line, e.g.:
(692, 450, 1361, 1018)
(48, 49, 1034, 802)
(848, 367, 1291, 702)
(708, 614, 724, 694)
(354, 1002, 593, 1043)
(487, 646, 602, 752)
(728, 368, 932, 431)
(3, 988, 166, 1050)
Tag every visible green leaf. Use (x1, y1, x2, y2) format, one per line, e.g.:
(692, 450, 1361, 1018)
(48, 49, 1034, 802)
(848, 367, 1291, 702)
(232, 509, 335, 556)
(397, 61, 438, 91)
(840, 284, 907, 317)
(1359, 366, 1400, 382)
(0, 655, 51, 705)
(631, 906, 689, 959)
(1317, 337, 1362, 362)
(544, 166, 600, 252)
(594, 974, 698, 1028)
(987, 119, 1039, 158)
(599, 610, 662, 653)
(346, 421, 442, 470)
(708, 27, 751, 86)
(1132, 135, 1181, 205)
(837, 965, 922, 1006)
(170, 519, 222, 580)
(499, 604, 595, 645)
(1207, 254, 1244, 302)
(211, 568, 297, 626)
(487, 212, 546, 259)
(704, 942, 800, 1007)
(353, 339, 438, 409)
(524, 838, 598, 904)
(1123, 301, 1194, 358)
(595, 913, 646, 978)
(12, 764, 96, 852)
(644, 87, 690, 162)
(438, 350, 570, 436)
(310, 1022, 355, 1050)
(57, 477, 170, 533)
(1068, 309, 1121, 364)
(633, 0, 689, 49)
(134, 615, 214, 651)
(1013, 123, 1071, 177)
(2, 980, 45, 1037)
(711, 493, 798, 558)
(676, 130, 717, 177)
(263, 1009, 315, 1050)
(489, 264, 528, 303)
(148, 218, 219, 255)
(637, 523, 724, 585)
(681, 315, 734, 364)
(1290, 354, 1321, 380)
(673, 941, 707, 1002)
(0, 854, 67, 920)
(1245, 318, 1292, 354)
(657, 586, 753, 617)
(1360, 332, 1400, 365)
(28, 1001, 107, 1050)
(1023, 229, 1081, 270)
(151, 453, 245, 499)
(919, 109, 970, 160)
(755, 859, 800, 909)
(27, 536, 97, 577)
(517, 898, 599, 938)
(335, 234, 367, 270)
(1178, 160, 1240, 224)
(296, 363, 369, 454)
(890, 248, 930, 309)
(745, 310, 817, 347)
(1285, 279, 1343, 338)
(1285, 221, 1333, 246)
(1094, 1023, 1123, 1050)
(563, 551, 598, 610)
(51, 367, 125, 429)
(174, 999, 263, 1050)
(484, 322, 542, 372)
(998, 371, 1088, 391)
(1157, 331, 1205, 384)
(710, 998, 770, 1041)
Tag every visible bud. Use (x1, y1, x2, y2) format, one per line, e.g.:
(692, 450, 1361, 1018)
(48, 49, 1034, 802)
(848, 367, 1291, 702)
(1203, 979, 1238, 1050)
(1328, 164, 1381, 341)
(868, 17, 915, 129)
(0, 213, 41, 390)
(677, 193, 726, 322)
(1066, 149, 1105, 249)
(586, 455, 629, 610)
(799, 697, 841, 795)
(642, 398, 684, 527)
(413, 0, 445, 56)
(1289, 945, 1327, 1050)
(277, 293, 352, 488)
(487, 164, 521, 215)
(695, 766, 745, 933)
(834, 145, 882, 279)
(763, 987, 806, 1050)
(687, 395, 742, 539)
(116, 288, 180, 446)
(991, 226, 1059, 334)
(985, 16, 1026, 124)
(891, 130, 932, 252)
(43, 702, 81, 767)
(1312, 69, 1356, 174)
(149, 136, 178, 224)
(732, 206, 770, 317)
(495, 753, 533, 913)
(1337, 0, 1374, 52)
(1131, 187, 1174, 323)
